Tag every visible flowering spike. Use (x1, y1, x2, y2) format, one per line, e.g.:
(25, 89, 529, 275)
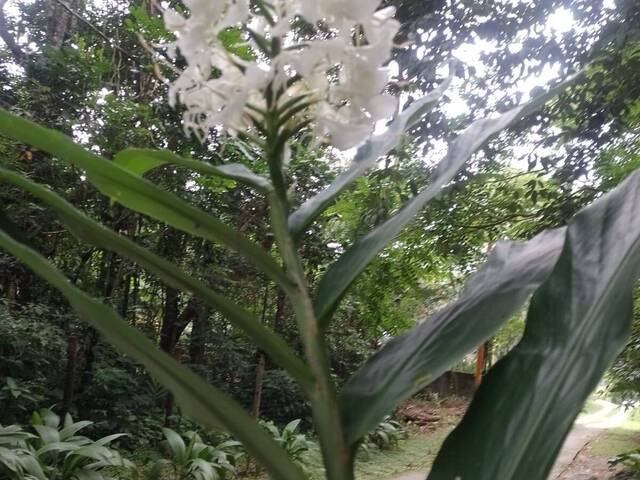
(163, 0, 400, 150)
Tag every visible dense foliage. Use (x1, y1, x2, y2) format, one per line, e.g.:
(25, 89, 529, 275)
(0, 0, 638, 479)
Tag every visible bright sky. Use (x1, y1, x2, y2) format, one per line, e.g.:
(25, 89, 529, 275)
(0, 0, 616, 173)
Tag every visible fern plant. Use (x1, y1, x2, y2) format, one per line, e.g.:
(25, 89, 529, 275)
(0, 0, 639, 478)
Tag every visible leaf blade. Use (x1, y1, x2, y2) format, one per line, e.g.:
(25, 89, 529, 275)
(0, 167, 312, 388)
(428, 169, 640, 480)
(0, 108, 289, 290)
(0, 228, 306, 480)
(339, 227, 566, 445)
(315, 75, 578, 325)
(288, 71, 455, 239)
(113, 148, 272, 192)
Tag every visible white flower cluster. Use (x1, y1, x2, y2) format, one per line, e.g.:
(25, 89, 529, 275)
(164, 0, 400, 150)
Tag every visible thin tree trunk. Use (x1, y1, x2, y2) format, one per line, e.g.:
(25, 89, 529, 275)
(161, 292, 200, 421)
(251, 352, 266, 418)
(189, 307, 209, 365)
(161, 286, 179, 422)
(131, 270, 139, 326)
(119, 272, 131, 318)
(160, 286, 180, 353)
(251, 287, 286, 418)
(62, 335, 78, 415)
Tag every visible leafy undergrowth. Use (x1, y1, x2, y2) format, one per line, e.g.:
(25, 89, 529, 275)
(109, 399, 466, 480)
(301, 414, 463, 479)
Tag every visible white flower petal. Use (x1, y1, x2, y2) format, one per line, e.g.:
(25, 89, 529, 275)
(367, 94, 398, 120)
(164, 0, 398, 149)
(163, 9, 187, 31)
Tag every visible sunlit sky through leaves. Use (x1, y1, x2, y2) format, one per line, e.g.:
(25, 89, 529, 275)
(0, 0, 618, 174)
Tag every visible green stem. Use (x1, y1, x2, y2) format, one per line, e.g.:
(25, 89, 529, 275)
(261, 91, 353, 480)
(269, 194, 353, 480)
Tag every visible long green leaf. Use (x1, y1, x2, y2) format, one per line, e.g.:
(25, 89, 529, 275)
(113, 148, 273, 192)
(0, 228, 306, 480)
(287, 70, 455, 240)
(314, 75, 578, 325)
(0, 108, 290, 289)
(0, 167, 312, 388)
(339, 227, 566, 445)
(428, 170, 640, 480)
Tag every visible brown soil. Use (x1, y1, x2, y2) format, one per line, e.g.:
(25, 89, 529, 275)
(554, 440, 630, 480)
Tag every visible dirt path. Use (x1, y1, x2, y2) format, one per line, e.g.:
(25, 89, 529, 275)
(388, 400, 628, 480)
(551, 400, 631, 480)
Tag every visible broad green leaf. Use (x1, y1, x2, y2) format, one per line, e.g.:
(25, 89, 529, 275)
(0, 446, 21, 473)
(74, 471, 103, 480)
(93, 434, 128, 447)
(0, 167, 312, 388)
(19, 454, 46, 480)
(428, 170, 640, 480)
(162, 428, 186, 459)
(36, 441, 79, 456)
(314, 75, 578, 325)
(59, 421, 92, 440)
(0, 108, 290, 290)
(113, 148, 272, 192)
(33, 425, 60, 445)
(0, 229, 306, 480)
(189, 458, 216, 480)
(288, 71, 454, 240)
(339, 228, 566, 445)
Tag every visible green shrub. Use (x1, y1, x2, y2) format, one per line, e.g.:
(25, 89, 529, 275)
(153, 427, 242, 480)
(359, 418, 407, 456)
(609, 449, 640, 477)
(0, 424, 40, 479)
(260, 419, 314, 471)
(29, 408, 135, 480)
(257, 370, 311, 425)
(0, 408, 134, 480)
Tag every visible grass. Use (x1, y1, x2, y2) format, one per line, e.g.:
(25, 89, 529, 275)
(581, 398, 602, 415)
(590, 408, 640, 459)
(590, 428, 640, 458)
(299, 423, 456, 480)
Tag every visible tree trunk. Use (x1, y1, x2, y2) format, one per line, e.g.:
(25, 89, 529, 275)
(161, 292, 200, 421)
(62, 335, 78, 415)
(119, 272, 131, 318)
(189, 307, 209, 365)
(160, 286, 180, 353)
(251, 352, 266, 418)
(251, 287, 285, 418)
(131, 270, 139, 326)
(0, 0, 25, 63)
(45, 0, 75, 48)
